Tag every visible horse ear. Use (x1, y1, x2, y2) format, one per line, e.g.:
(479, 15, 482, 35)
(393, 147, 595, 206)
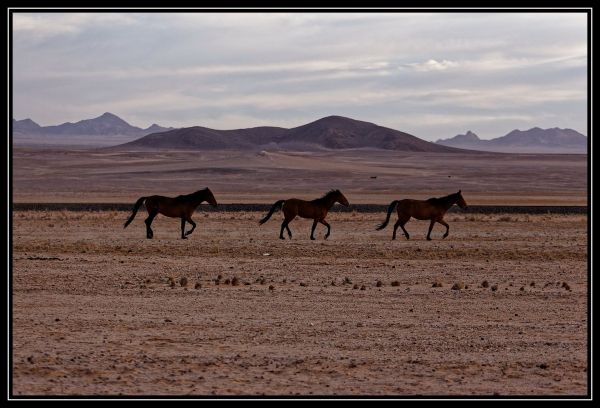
(458, 189, 461, 193)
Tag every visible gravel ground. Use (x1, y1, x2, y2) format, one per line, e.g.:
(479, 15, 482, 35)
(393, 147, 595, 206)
(11, 211, 588, 396)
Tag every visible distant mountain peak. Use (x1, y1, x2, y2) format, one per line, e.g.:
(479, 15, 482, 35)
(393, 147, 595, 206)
(99, 112, 119, 119)
(12, 112, 171, 139)
(436, 126, 586, 153)
(12, 118, 42, 132)
(436, 130, 480, 144)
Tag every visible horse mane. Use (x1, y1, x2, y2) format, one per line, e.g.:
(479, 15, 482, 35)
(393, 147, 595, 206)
(177, 188, 209, 200)
(313, 189, 341, 203)
(427, 192, 459, 206)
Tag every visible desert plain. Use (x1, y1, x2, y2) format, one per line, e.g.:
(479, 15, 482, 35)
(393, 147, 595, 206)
(11, 148, 589, 396)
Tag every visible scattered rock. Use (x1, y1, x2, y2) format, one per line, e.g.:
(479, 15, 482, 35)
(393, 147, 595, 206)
(269, 285, 274, 291)
(451, 282, 464, 290)
(164, 319, 172, 322)
(300, 282, 307, 287)
(344, 277, 352, 284)
(562, 282, 571, 290)
(432, 280, 443, 288)
(194, 282, 202, 289)
(519, 286, 525, 291)
(391, 281, 400, 287)
(537, 363, 549, 369)
(331, 281, 336, 286)
(530, 281, 536, 287)
(481, 280, 489, 288)
(376, 280, 383, 287)
(217, 274, 223, 280)
(356, 322, 363, 327)
(491, 285, 498, 292)
(231, 277, 239, 286)
(360, 285, 366, 290)
(353, 284, 359, 290)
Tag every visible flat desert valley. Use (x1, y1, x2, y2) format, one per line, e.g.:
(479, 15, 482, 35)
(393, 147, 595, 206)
(11, 148, 589, 396)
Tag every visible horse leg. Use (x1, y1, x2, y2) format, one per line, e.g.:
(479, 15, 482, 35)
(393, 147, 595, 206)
(426, 219, 435, 240)
(285, 224, 292, 239)
(392, 220, 400, 240)
(439, 219, 450, 238)
(279, 220, 289, 240)
(393, 217, 410, 240)
(310, 220, 318, 240)
(320, 220, 331, 239)
(144, 212, 157, 239)
(180, 218, 188, 239)
(185, 217, 196, 236)
(400, 223, 410, 240)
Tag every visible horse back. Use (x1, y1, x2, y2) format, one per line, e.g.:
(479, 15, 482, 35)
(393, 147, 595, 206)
(146, 195, 190, 217)
(284, 198, 324, 219)
(397, 199, 439, 220)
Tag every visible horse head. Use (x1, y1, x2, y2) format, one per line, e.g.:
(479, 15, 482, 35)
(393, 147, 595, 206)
(335, 190, 350, 207)
(456, 190, 468, 209)
(204, 188, 218, 207)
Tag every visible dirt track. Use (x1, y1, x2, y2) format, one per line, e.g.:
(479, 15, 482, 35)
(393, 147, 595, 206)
(12, 211, 588, 396)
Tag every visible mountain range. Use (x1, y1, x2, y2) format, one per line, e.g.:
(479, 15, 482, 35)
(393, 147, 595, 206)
(12, 112, 174, 147)
(436, 128, 587, 154)
(117, 115, 464, 153)
(12, 112, 587, 153)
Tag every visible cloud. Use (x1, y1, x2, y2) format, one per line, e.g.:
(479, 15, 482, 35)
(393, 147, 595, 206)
(12, 13, 138, 40)
(11, 12, 588, 140)
(404, 59, 459, 72)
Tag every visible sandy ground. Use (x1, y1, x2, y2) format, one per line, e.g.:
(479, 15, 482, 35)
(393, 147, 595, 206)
(12, 148, 588, 205)
(11, 211, 588, 396)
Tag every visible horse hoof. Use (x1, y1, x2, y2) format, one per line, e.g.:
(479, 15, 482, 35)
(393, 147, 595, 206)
(181, 236, 188, 240)
(427, 237, 432, 241)
(279, 236, 285, 240)
(310, 237, 316, 240)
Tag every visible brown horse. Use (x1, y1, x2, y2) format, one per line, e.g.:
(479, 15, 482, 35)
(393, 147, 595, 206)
(259, 189, 350, 240)
(376, 190, 467, 240)
(124, 188, 217, 239)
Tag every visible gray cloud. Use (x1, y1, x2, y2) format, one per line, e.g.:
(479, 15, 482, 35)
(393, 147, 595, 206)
(11, 11, 587, 140)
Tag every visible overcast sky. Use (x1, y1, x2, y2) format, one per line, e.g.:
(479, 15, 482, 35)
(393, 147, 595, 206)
(11, 11, 587, 141)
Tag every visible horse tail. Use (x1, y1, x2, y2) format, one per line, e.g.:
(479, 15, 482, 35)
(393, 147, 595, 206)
(376, 200, 399, 230)
(259, 200, 285, 225)
(124, 197, 147, 228)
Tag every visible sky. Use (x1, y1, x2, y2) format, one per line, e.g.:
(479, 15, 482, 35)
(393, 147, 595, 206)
(11, 11, 588, 141)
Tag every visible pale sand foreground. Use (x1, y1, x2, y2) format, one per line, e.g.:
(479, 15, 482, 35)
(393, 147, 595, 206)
(12, 211, 588, 396)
